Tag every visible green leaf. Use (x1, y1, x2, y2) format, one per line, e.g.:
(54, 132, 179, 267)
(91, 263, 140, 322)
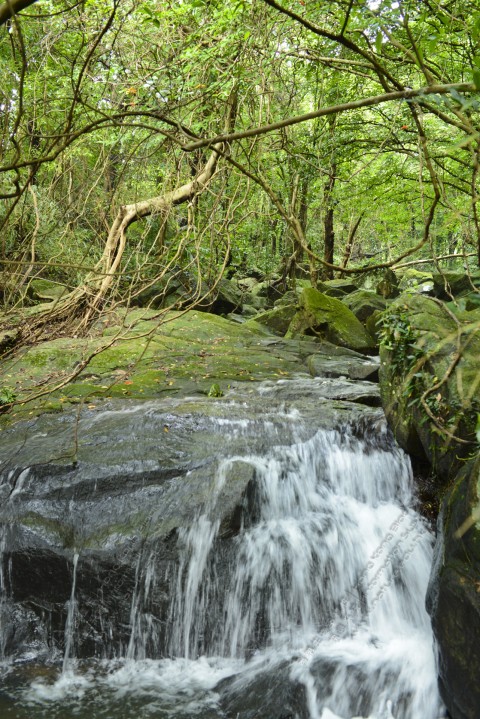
(375, 31, 383, 55)
(208, 383, 224, 398)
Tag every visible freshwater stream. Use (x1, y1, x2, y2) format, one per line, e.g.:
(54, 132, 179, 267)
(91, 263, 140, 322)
(0, 379, 445, 719)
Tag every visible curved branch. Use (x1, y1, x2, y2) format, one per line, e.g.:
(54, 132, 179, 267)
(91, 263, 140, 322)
(0, 0, 38, 26)
(183, 83, 476, 151)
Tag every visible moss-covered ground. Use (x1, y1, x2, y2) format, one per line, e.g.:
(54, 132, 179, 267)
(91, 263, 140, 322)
(0, 308, 312, 426)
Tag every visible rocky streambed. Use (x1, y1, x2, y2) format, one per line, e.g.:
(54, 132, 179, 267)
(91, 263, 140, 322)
(0, 284, 478, 718)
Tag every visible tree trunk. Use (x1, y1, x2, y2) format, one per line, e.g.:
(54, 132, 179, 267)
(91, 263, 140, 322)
(323, 162, 336, 279)
(340, 212, 364, 272)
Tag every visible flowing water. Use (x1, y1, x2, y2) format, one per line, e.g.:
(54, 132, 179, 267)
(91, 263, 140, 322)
(0, 388, 445, 719)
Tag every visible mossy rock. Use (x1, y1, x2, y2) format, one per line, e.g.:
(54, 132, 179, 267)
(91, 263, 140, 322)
(317, 279, 358, 298)
(0, 308, 317, 425)
(358, 269, 399, 298)
(248, 304, 297, 336)
(365, 309, 384, 344)
(342, 289, 387, 324)
(208, 278, 244, 315)
(432, 270, 480, 300)
(398, 269, 434, 294)
(427, 455, 480, 719)
(285, 288, 375, 353)
(134, 274, 183, 309)
(379, 293, 480, 477)
(28, 279, 68, 302)
(274, 290, 299, 307)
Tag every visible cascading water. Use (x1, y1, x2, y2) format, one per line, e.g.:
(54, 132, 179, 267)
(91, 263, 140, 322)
(0, 381, 445, 719)
(164, 425, 443, 719)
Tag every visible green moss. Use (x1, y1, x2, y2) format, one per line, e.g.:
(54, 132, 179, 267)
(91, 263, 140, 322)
(0, 308, 317, 425)
(286, 288, 375, 351)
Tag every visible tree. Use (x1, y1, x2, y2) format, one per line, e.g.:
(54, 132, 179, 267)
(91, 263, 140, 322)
(0, 0, 479, 345)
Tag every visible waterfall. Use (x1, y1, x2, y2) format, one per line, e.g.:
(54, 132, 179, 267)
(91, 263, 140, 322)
(0, 386, 444, 719)
(62, 551, 79, 674)
(166, 424, 443, 719)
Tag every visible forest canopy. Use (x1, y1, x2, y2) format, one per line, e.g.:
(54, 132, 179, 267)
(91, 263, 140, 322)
(0, 0, 479, 336)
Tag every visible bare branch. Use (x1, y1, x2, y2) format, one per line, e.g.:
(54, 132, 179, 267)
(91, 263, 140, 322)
(182, 84, 476, 152)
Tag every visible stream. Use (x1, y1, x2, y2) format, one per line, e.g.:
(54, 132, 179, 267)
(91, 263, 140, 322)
(0, 377, 445, 718)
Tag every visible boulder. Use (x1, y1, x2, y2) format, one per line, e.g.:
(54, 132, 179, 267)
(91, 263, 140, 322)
(379, 293, 480, 718)
(28, 278, 68, 302)
(236, 277, 260, 293)
(274, 290, 299, 307)
(209, 278, 243, 314)
(342, 289, 387, 324)
(250, 278, 283, 304)
(286, 288, 376, 353)
(317, 279, 359, 298)
(427, 455, 480, 719)
(358, 269, 399, 299)
(247, 304, 297, 336)
(134, 273, 184, 309)
(0, 380, 382, 660)
(378, 293, 479, 477)
(432, 270, 480, 300)
(398, 269, 434, 295)
(307, 354, 379, 382)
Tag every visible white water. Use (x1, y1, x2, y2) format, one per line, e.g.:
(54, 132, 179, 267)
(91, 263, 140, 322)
(2, 410, 445, 719)
(163, 426, 443, 719)
(62, 551, 79, 674)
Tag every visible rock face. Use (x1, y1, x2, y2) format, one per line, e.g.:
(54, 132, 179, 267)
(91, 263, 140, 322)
(0, 377, 381, 661)
(427, 456, 480, 719)
(378, 290, 480, 719)
(286, 288, 375, 353)
(379, 293, 479, 477)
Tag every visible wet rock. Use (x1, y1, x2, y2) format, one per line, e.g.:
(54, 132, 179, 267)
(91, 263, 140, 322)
(427, 455, 480, 719)
(0, 381, 382, 659)
(217, 658, 307, 719)
(307, 354, 379, 382)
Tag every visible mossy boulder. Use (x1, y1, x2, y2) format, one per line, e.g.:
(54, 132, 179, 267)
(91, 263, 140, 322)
(134, 273, 184, 309)
(28, 279, 68, 302)
(432, 270, 480, 300)
(0, 308, 326, 425)
(248, 304, 297, 336)
(274, 290, 298, 307)
(208, 278, 243, 315)
(285, 288, 376, 353)
(379, 293, 480, 477)
(317, 279, 359, 298)
(342, 289, 387, 324)
(358, 268, 399, 298)
(398, 269, 434, 294)
(427, 455, 480, 719)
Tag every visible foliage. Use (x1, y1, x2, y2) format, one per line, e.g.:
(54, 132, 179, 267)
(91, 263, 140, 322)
(0, 387, 16, 407)
(0, 0, 479, 334)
